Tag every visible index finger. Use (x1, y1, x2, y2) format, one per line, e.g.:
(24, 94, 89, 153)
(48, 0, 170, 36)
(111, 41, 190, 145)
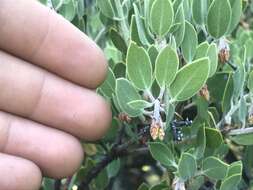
(0, 0, 107, 88)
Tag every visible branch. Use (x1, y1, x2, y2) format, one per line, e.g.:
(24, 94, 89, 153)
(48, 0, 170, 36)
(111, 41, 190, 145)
(77, 126, 150, 190)
(227, 127, 253, 136)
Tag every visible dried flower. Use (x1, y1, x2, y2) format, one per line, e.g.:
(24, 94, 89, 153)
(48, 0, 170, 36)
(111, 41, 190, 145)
(198, 84, 210, 101)
(118, 113, 132, 123)
(218, 38, 230, 63)
(150, 119, 165, 141)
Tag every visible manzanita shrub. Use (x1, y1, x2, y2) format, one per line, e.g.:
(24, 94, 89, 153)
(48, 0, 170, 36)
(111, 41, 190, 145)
(39, 0, 253, 190)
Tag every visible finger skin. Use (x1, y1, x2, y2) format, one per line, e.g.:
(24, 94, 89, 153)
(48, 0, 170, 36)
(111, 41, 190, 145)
(0, 111, 84, 178)
(0, 0, 107, 88)
(0, 51, 112, 140)
(0, 153, 42, 190)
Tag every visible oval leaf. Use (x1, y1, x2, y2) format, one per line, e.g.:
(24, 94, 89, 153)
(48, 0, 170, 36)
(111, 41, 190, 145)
(150, 0, 174, 36)
(58, 1, 76, 21)
(226, 0, 242, 34)
(126, 42, 152, 90)
(100, 68, 116, 98)
(203, 157, 229, 180)
(181, 21, 198, 62)
(170, 57, 210, 102)
(192, 0, 208, 25)
(230, 131, 253, 145)
(207, 0, 232, 38)
(178, 153, 197, 181)
(173, 4, 185, 47)
(220, 174, 241, 190)
(115, 78, 142, 117)
(148, 142, 176, 168)
(195, 42, 209, 59)
(205, 127, 223, 148)
(127, 100, 153, 110)
(155, 46, 179, 87)
(97, 0, 115, 19)
(207, 43, 218, 77)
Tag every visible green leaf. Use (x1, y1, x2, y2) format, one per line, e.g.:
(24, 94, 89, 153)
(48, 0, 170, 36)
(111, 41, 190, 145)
(150, 0, 174, 36)
(170, 57, 210, 102)
(238, 97, 247, 125)
(137, 183, 149, 190)
(148, 142, 176, 168)
(207, 72, 230, 102)
(100, 68, 116, 98)
(202, 156, 229, 180)
(205, 127, 223, 148)
(207, 0, 232, 38)
(178, 153, 197, 181)
(42, 178, 55, 190)
(115, 78, 142, 117)
(52, 0, 63, 10)
(220, 174, 241, 190)
(96, 0, 114, 19)
(245, 39, 253, 59)
(188, 176, 205, 190)
(222, 74, 234, 114)
(195, 42, 209, 59)
(192, 0, 208, 25)
(39, 0, 48, 5)
(130, 15, 142, 46)
(233, 57, 245, 99)
(127, 100, 153, 110)
(148, 45, 159, 70)
(76, 0, 85, 18)
(195, 125, 206, 159)
(94, 169, 109, 189)
(181, 21, 198, 62)
(107, 158, 120, 178)
(230, 131, 253, 145)
(226, 0, 242, 34)
(172, 5, 185, 47)
(58, 0, 76, 21)
(109, 28, 127, 55)
(133, 3, 151, 46)
(247, 70, 253, 93)
(155, 46, 179, 88)
(207, 43, 218, 77)
(126, 42, 152, 90)
(149, 183, 168, 190)
(227, 161, 242, 177)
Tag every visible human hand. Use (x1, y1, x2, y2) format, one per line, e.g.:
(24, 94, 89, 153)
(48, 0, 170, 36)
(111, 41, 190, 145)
(0, 1, 111, 189)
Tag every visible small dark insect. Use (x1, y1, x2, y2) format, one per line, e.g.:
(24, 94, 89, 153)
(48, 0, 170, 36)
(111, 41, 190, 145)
(171, 119, 192, 142)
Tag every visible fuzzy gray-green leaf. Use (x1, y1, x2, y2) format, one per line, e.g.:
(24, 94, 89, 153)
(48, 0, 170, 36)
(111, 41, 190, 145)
(100, 68, 116, 98)
(150, 0, 174, 36)
(192, 0, 208, 25)
(181, 21, 198, 62)
(207, 43, 218, 77)
(226, 0, 242, 34)
(155, 46, 179, 88)
(178, 153, 197, 181)
(126, 42, 152, 90)
(207, 0, 232, 38)
(148, 142, 176, 168)
(127, 100, 153, 110)
(203, 157, 229, 180)
(115, 78, 142, 117)
(169, 57, 210, 102)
